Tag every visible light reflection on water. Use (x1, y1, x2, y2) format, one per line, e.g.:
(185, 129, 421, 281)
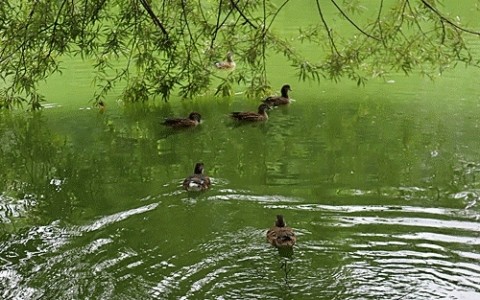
(2, 60, 480, 299)
(2, 187, 479, 299)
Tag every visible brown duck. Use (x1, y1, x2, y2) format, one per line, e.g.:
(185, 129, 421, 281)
(183, 162, 211, 191)
(262, 84, 292, 106)
(97, 100, 106, 113)
(229, 104, 269, 122)
(266, 215, 296, 248)
(214, 52, 236, 70)
(163, 112, 201, 128)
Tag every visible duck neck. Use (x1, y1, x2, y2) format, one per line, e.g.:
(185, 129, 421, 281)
(275, 216, 286, 227)
(258, 109, 268, 118)
(194, 165, 204, 175)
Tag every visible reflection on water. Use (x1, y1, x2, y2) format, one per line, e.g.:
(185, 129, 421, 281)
(1, 187, 479, 299)
(2, 75, 480, 298)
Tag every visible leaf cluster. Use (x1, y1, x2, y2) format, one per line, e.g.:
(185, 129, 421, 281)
(0, 0, 479, 110)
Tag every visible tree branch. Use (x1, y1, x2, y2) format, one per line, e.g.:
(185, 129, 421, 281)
(210, 0, 236, 48)
(267, 0, 290, 31)
(230, 0, 257, 29)
(405, 0, 436, 47)
(330, 0, 380, 41)
(138, 0, 169, 40)
(315, 0, 339, 55)
(211, 0, 224, 48)
(420, 0, 480, 36)
(375, 0, 387, 47)
(46, 0, 68, 59)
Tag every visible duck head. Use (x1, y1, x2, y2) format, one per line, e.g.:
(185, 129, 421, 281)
(280, 85, 292, 97)
(188, 112, 202, 122)
(258, 103, 270, 114)
(193, 162, 205, 175)
(275, 214, 286, 227)
(226, 52, 234, 62)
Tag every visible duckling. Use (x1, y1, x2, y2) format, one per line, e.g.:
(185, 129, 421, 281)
(262, 84, 292, 106)
(183, 162, 211, 191)
(214, 52, 236, 70)
(229, 103, 269, 122)
(266, 215, 296, 248)
(163, 112, 201, 128)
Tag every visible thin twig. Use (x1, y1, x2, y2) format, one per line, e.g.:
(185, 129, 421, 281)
(267, 0, 290, 31)
(375, 0, 387, 48)
(138, 0, 169, 40)
(315, 0, 339, 55)
(330, 0, 380, 41)
(230, 0, 257, 29)
(46, 0, 68, 59)
(211, 0, 223, 48)
(405, 0, 436, 47)
(261, 0, 267, 84)
(210, 0, 236, 48)
(390, 0, 408, 41)
(420, 0, 480, 36)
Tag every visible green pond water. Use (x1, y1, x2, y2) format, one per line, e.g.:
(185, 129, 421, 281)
(2, 2, 480, 300)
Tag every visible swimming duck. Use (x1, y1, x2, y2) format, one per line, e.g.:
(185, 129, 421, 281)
(266, 215, 296, 248)
(229, 103, 269, 121)
(183, 162, 211, 191)
(214, 52, 236, 70)
(98, 100, 106, 113)
(262, 84, 292, 106)
(163, 112, 201, 128)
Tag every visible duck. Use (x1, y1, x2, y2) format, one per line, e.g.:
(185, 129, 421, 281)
(229, 103, 269, 122)
(262, 84, 292, 106)
(183, 162, 211, 191)
(266, 215, 296, 248)
(163, 112, 201, 128)
(97, 100, 106, 113)
(214, 52, 236, 70)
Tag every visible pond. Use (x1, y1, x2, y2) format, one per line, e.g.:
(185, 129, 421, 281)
(2, 3, 480, 300)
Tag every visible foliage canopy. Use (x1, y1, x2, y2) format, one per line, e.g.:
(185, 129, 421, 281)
(0, 0, 479, 110)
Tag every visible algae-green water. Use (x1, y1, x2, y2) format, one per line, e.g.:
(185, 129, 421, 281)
(1, 2, 480, 299)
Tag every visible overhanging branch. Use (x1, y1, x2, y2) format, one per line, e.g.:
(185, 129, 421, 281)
(330, 0, 380, 41)
(420, 0, 480, 36)
(315, 0, 339, 55)
(230, 0, 257, 29)
(138, 0, 169, 40)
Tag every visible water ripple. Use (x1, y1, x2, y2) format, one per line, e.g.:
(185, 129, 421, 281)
(1, 197, 479, 299)
(208, 192, 302, 203)
(79, 202, 159, 232)
(336, 216, 480, 231)
(0, 194, 37, 225)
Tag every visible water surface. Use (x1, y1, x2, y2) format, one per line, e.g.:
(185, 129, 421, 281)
(1, 2, 480, 299)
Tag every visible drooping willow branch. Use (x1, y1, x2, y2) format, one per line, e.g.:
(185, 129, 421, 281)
(405, 0, 437, 48)
(138, 0, 169, 41)
(230, 0, 257, 29)
(46, 0, 68, 59)
(16, 2, 39, 82)
(330, 0, 380, 41)
(210, 0, 236, 48)
(211, 0, 224, 47)
(89, 0, 107, 22)
(420, 0, 480, 36)
(375, 0, 387, 47)
(315, 0, 339, 55)
(267, 0, 290, 31)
